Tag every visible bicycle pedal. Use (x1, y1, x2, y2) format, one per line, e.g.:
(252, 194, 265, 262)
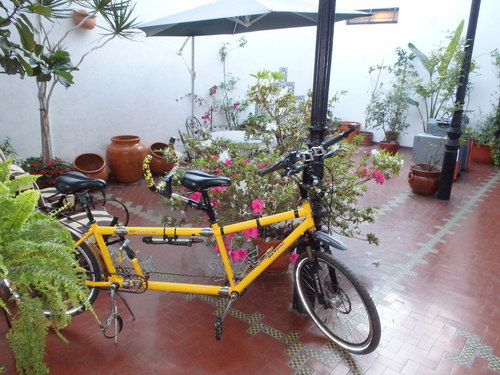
(214, 317, 223, 341)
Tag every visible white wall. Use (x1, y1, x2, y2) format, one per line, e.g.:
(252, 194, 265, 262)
(1, 0, 499, 161)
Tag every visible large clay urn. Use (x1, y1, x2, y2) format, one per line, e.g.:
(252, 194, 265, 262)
(408, 164, 441, 195)
(106, 135, 147, 183)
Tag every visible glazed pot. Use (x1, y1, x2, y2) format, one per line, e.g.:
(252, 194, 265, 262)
(106, 135, 147, 183)
(149, 142, 175, 175)
(73, 153, 108, 181)
(408, 164, 441, 195)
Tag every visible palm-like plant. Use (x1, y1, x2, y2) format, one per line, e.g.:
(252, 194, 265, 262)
(0, 0, 139, 162)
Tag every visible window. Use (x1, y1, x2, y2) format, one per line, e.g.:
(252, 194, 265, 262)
(347, 8, 399, 25)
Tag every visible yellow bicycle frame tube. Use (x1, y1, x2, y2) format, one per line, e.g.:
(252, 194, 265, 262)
(82, 201, 315, 296)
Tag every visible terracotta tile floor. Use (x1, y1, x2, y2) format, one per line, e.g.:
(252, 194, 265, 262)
(1, 148, 499, 375)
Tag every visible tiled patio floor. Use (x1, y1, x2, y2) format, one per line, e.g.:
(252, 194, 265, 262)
(1, 148, 499, 375)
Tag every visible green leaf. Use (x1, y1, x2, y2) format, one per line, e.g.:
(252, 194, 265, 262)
(408, 42, 433, 76)
(437, 20, 464, 76)
(27, 3, 52, 18)
(407, 97, 419, 107)
(55, 70, 74, 87)
(14, 20, 35, 52)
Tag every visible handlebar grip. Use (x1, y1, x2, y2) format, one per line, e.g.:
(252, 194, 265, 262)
(257, 151, 291, 176)
(323, 125, 357, 148)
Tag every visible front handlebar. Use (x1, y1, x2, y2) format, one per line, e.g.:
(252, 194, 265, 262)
(258, 125, 357, 177)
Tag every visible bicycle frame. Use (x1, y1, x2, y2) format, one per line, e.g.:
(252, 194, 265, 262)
(76, 200, 316, 297)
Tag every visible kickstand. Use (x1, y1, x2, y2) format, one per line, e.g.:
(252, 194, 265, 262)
(214, 292, 238, 341)
(116, 292, 136, 321)
(100, 283, 123, 344)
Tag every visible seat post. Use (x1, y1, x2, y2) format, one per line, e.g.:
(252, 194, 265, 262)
(75, 192, 96, 224)
(201, 190, 217, 224)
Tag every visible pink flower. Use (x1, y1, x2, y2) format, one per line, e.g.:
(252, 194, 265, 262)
(215, 168, 221, 174)
(189, 192, 202, 201)
(229, 249, 247, 262)
(210, 155, 218, 160)
(373, 170, 385, 185)
(232, 102, 240, 109)
(251, 199, 265, 214)
(289, 252, 299, 265)
(211, 186, 228, 193)
(242, 159, 249, 163)
(225, 159, 232, 166)
(257, 163, 265, 168)
(242, 227, 259, 239)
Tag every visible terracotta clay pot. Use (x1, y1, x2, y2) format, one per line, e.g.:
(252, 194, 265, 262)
(359, 131, 374, 146)
(254, 237, 290, 273)
(149, 142, 174, 175)
(471, 143, 493, 164)
(73, 10, 96, 30)
(339, 121, 361, 143)
(378, 141, 399, 155)
(73, 153, 108, 181)
(408, 164, 441, 195)
(106, 135, 147, 183)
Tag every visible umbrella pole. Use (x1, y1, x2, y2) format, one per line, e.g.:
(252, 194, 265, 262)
(191, 36, 195, 117)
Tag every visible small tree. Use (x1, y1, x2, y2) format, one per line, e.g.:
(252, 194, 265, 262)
(0, 0, 139, 162)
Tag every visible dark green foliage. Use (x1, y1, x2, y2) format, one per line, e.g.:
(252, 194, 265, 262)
(0, 160, 88, 375)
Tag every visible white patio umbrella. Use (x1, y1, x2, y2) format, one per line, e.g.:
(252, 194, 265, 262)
(137, 0, 369, 115)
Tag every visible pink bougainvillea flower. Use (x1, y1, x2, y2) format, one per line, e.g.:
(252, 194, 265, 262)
(257, 163, 265, 168)
(242, 159, 249, 163)
(373, 170, 385, 185)
(242, 227, 259, 240)
(225, 159, 232, 166)
(232, 102, 240, 109)
(251, 199, 265, 214)
(189, 192, 202, 201)
(289, 252, 299, 265)
(229, 249, 247, 262)
(215, 168, 221, 174)
(209, 155, 218, 160)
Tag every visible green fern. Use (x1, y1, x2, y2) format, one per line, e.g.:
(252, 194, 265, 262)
(0, 160, 89, 375)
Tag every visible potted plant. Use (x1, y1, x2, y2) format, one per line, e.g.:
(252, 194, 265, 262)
(465, 108, 500, 166)
(0, 160, 89, 375)
(168, 137, 403, 273)
(149, 138, 178, 175)
(365, 48, 415, 154)
(408, 21, 469, 133)
(408, 144, 442, 195)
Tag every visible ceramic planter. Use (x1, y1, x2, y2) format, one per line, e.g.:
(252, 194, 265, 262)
(471, 142, 493, 164)
(253, 237, 290, 273)
(73, 10, 96, 30)
(73, 153, 108, 181)
(359, 131, 374, 146)
(106, 135, 147, 183)
(378, 141, 399, 155)
(149, 142, 175, 175)
(408, 164, 441, 195)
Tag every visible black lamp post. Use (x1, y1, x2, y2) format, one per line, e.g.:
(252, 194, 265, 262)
(437, 0, 481, 200)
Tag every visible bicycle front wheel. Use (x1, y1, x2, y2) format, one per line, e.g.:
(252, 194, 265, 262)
(294, 252, 381, 354)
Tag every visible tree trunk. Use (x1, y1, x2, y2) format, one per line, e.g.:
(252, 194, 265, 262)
(38, 82, 53, 163)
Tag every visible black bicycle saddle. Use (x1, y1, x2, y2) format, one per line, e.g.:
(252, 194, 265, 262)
(181, 170, 231, 192)
(55, 172, 107, 194)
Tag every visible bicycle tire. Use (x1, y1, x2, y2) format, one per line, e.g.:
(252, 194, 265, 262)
(294, 251, 381, 354)
(59, 236, 102, 317)
(3, 235, 102, 317)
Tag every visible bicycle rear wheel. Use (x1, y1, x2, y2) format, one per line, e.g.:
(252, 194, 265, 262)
(294, 252, 381, 354)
